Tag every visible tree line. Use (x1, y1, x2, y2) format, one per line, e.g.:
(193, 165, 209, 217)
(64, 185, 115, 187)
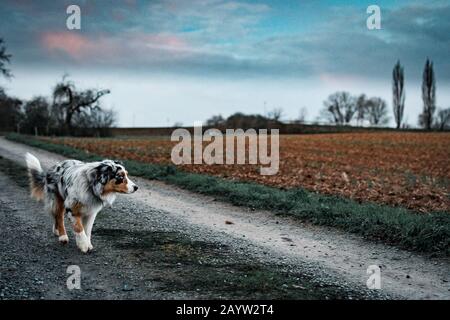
(0, 38, 115, 136)
(320, 59, 449, 130)
(205, 59, 449, 131)
(320, 92, 389, 127)
(1, 37, 450, 134)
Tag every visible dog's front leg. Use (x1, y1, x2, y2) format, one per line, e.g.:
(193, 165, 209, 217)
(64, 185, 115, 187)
(83, 212, 98, 251)
(73, 216, 89, 253)
(68, 206, 90, 253)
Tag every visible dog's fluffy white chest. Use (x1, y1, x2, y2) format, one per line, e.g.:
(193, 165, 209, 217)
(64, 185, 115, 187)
(101, 193, 117, 207)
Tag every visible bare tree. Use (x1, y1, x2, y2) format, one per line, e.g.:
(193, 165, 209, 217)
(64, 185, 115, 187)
(419, 59, 436, 130)
(69, 105, 117, 137)
(205, 114, 225, 127)
(298, 107, 307, 123)
(366, 97, 389, 126)
(436, 108, 450, 131)
(392, 60, 405, 129)
(225, 112, 278, 129)
(23, 96, 52, 135)
(52, 75, 111, 132)
(0, 38, 12, 79)
(73, 106, 116, 128)
(322, 92, 356, 125)
(267, 107, 284, 121)
(0, 88, 23, 132)
(355, 94, 368, 126)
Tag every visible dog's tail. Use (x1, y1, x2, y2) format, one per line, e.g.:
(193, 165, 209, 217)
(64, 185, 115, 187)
(25, 152, 45, 201)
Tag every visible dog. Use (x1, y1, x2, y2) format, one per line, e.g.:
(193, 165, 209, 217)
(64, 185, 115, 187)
(25, 153, 138, 253)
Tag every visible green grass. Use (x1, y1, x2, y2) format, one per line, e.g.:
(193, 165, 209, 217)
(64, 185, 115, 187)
(6, 133, 450, 256)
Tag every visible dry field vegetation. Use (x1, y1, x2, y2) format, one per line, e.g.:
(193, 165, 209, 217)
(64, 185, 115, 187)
(40, 132, 450, 213)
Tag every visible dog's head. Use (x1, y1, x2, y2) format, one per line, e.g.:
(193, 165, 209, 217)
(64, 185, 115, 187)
(89, 160, 138, 198)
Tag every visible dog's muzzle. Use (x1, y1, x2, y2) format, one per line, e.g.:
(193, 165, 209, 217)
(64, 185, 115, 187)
(127, 177, 139, 193)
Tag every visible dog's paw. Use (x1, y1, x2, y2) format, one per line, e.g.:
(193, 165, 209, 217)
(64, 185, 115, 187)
(87, 238, 94, 251)
(77, 241, 89, 253)
(58, 234, 69, 244)
(76, 232, 89, 253)
(53, 224, 59, 236)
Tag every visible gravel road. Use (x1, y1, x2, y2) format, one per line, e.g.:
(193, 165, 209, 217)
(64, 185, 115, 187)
(0, 137, 448, 300)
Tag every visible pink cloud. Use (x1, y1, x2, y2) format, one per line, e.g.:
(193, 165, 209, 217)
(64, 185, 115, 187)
(40, 31, 194, 64)
(41, 32, 98, 59)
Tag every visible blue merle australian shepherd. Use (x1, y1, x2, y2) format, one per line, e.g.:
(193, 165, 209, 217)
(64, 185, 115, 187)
(25, 153, 138, 253)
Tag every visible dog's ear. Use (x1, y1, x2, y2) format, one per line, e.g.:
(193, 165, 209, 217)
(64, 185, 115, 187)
(98, 164, 114, 185)
(88, 169, 103, 198)
(98, 163, 115, 185)
(113, 160, 124, 166)
(89, 163, 115, 197)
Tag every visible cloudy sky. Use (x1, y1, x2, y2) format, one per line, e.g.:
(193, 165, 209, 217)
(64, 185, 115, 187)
(0, 0, 449, 127)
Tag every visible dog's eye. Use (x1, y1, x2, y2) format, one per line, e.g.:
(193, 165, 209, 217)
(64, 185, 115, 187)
(115, 175, 124, 184)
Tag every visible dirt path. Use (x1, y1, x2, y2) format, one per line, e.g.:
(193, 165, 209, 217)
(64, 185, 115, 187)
(0, 137, 448, 300)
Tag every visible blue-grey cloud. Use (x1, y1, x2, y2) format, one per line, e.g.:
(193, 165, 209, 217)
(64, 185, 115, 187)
(0, 0, 449, 81)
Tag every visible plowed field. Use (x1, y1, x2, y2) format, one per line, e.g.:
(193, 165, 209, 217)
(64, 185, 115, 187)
(40, 132, 450, 212)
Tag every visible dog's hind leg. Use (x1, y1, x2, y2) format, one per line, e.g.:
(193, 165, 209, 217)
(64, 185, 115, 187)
(54, 195, 68, 244)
